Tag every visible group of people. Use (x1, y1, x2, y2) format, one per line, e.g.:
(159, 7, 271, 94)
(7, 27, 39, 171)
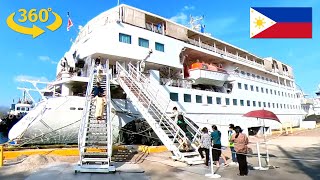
(171, 107, 249, 176)
(198, 124, 249, 176)
(92, 56, 106, 122)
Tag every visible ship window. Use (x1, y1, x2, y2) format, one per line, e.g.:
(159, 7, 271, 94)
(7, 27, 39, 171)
(225, 98, 230, 105)
(261, 88, 264, 93)
(240, 100, 244, 106)
(253, 101, 256, 107)
(26, 107, 29, 111)
(270, 89, 273, 94)
(170, 93, 179, 102)
(155, 42, 164, 52)
(252, 74, 256, 78)
(119, 33, 131, 44)
(258, 101, 261, 107)
(17, 107, 21, 110)
(246, 73, 250, 76)
(70, 107, 76, 110)
(262, 77, 265, 80)
(278, 91, 280, 96)
(263, 102, 266, 107)
(247, 100, 250, 106)
(268, 103, 271, 108)
(238, 83, 242, 89)
(241, 71, 245, 75)
(216, 97, 222, 105)
(78, 107, 84, 110)
(250, 85, 254, 91)
(235, 69, 239, 73)
(256, 87, 259, 92)
(273, 103, 275, 108)
(233, 99, 237, 106)
(196, 95, 202, 103)
(244, 84, 248, 90)
(280, 104, 283, 108)
(139, 38, 149, 48)
(184, 94, 191, 102)
(21, 107, 25, 111)
(207, 96, 213, 104)
(277, 103, 279, 108)
(274, 90, 276, 95)
(266, 89, 268, 94)
(257, 75, 260, 79)
(282, 92, 284, 96)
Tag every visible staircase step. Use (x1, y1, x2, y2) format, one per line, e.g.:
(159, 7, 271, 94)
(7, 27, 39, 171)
(82, 158, 109, 162)
(181, 151, 200, 157)
(83, 152, 108, 156)
(87, 131, 107, 136)
(86, 140, 108, 144)
(87, 124, 107, 127)
(85, 145, 108, 149)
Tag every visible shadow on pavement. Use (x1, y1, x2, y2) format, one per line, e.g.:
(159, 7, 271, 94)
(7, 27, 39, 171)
(277, 143, 320, 180)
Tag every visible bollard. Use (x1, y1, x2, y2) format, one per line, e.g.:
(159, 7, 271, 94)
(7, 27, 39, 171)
(205, 146, 221, 178)
(0, 145, 3, 167)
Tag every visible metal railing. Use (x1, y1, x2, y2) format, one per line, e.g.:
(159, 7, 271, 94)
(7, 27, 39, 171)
(105, 60, 113, 159)
(116, 62, 200, 155)
(78, 59, 95, 161)
(187, 38, 265, 69)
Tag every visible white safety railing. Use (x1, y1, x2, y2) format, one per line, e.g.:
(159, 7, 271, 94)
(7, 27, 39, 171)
(78, 59, 95, 162)
(105, 60, 113, 159)
(187, 38, 265, 69)
(116, 62, 201, 156)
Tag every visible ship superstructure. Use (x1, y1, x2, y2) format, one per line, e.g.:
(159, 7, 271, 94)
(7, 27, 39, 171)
(9, 4, 306, 146)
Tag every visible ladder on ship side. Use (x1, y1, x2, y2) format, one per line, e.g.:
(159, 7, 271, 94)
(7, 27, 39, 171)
(75, 60, 115, 173)
(116, 62, 203, 165)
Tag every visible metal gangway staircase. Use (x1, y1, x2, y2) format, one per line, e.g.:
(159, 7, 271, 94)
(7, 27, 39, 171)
(75, 60, 115, 173)
(116, 62, 203, 165)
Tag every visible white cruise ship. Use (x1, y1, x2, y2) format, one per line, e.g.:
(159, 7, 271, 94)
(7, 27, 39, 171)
(9, 4, 306, 146)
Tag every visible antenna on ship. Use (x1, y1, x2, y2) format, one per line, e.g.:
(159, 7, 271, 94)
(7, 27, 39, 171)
(189, 15, 211, 36)
(117, 0, 121, 23)
(189, 15, 204, 31)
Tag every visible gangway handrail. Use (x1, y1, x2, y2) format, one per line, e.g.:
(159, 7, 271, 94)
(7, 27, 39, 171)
(78, 58, 95, 160)
(116, 62, 189, 152)
(105, 59, 113, 159)
(125, 63, 201, 147)
(127, 63, 171, 113)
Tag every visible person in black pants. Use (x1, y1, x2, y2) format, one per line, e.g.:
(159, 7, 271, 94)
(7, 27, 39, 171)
(230, 126, 249, 176)
(198, 127, 211, 166)
(211, 125, 222, 167)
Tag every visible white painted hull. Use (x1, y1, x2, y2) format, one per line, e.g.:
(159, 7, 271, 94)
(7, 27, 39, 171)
(8, 96, 140, 144)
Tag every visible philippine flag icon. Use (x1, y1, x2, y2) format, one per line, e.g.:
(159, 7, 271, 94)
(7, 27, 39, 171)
(250, 7, 312, 38)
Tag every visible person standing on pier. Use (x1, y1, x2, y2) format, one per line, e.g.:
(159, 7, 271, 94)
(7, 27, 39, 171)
(211, 125, 222, 167)
(228, 124, 238, 165)
(198, 127, 211, 166)
(230, 126, 249, 176)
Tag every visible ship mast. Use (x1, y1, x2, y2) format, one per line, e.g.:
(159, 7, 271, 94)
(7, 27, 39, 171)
(189, 15, 203, 31)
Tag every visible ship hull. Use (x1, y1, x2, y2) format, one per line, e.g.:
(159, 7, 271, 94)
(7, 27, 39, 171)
(8, 96, 139, 145)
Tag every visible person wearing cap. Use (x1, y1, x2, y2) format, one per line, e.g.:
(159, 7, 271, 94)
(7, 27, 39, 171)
(228, 124, 238, 165)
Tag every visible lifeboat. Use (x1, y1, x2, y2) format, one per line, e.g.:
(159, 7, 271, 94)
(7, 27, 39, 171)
(188, 62, 229, 86)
